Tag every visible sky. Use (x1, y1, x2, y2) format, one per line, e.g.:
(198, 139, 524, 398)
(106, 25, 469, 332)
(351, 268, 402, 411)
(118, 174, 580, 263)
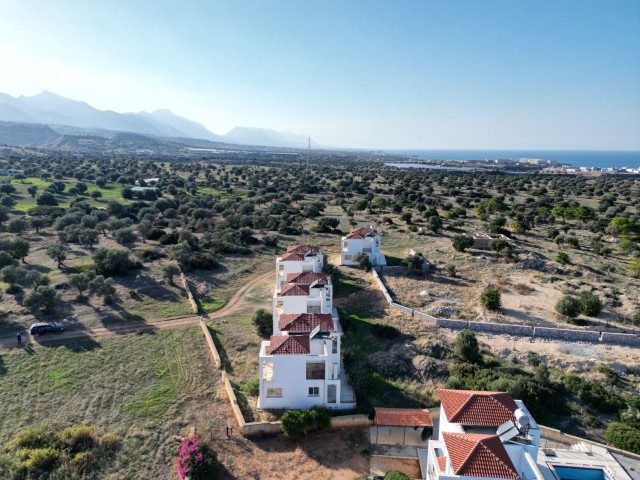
(0, 0, 639, 150)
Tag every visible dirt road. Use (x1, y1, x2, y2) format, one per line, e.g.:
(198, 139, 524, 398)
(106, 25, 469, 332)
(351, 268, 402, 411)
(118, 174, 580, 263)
(0, 269, 274, 351)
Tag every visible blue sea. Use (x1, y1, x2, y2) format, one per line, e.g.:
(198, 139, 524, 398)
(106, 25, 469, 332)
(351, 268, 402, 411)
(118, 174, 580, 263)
(384, 149, 640, 169)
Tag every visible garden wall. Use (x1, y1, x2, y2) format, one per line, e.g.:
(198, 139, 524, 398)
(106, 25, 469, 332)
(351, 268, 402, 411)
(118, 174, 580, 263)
(470, 322, 534, 337)
(370, 270, 640, 346)
(533, 327, 601, 343)
(240, 414, 371, 437)
(221, 371, 246, 429)
(180, 271, 199, 313)
(200, 319, 222, 369)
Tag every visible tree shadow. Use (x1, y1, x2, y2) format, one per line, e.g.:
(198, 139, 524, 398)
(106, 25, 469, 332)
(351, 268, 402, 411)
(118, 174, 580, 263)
(0, 354, 5, 375)
(32, 332, 102, 352)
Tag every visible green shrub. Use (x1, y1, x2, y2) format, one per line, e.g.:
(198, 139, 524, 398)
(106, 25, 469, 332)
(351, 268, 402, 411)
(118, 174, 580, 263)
(454, 329, 481, 364)
(556, 252, 571, 265)
(605, 422, 640, 454)
(480, 287, 501, 312)
(579, 292, 602, 317)
(240, 377, 260, 397)
(56, 425, 96, 453)
(452, 234, 473, 252)
(555, 295, 581, 319)
(251, 308, 273, 337)
(384, 471, 412, 480)
(281, 407, 332, 437)
(353, 252, 372, 272)
(14, 447, 59, 473)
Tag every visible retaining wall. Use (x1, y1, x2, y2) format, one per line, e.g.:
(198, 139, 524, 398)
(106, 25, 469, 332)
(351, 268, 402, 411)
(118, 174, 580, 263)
(200, 320, 222, 369)
(242, 421, 281, 436)
(533, 327, 601, 343)
(331, 414, 371, 428)
(221, 371, 246, 429)
(600, 332, 640, 346)
(470, 322, 535, 337)
(180, 271, 199, 314)
(435, 319, 470, 330)
(539, 425, 640, 461)
(390, 302, 413, 316)
(371, 266, 640, 346)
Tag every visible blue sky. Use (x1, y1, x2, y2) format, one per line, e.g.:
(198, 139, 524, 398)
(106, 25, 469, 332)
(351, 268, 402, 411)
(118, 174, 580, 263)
(0, 0, 639, 149)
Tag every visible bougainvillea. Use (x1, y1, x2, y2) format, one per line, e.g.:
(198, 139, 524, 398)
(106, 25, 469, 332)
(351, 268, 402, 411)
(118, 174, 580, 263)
(176, 433, 216, 480)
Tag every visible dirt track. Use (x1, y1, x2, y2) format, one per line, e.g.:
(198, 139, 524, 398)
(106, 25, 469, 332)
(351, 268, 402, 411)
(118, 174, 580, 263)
(0, 269, 274, 351)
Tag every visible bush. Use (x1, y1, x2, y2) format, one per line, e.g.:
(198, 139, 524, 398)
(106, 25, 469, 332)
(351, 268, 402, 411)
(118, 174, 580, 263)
(240, 377, 260, 397)
(24, 286, 59, 313)
(281, 407, 332, 437)
(353, 252, 372, 272)
(579, 292, 602, 317)
(251, 308, 273, 337)
(555, 295, 582, 320)
(384, 472, 412, 480)
(404, 253, 425, 273)
(452, 234, 473, 252)
(605, 422, 640, 454)
(189, 252, 220, 270)
(92, 247, 135, 276)
(454, 329, 481, 364)
(176, 433, 217, 480)
(556, 252, 571, 265)
(480, 287, 501, 312)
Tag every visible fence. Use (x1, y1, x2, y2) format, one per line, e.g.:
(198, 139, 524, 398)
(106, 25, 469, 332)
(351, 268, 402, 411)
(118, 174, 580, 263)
(372, 271, 640, 346)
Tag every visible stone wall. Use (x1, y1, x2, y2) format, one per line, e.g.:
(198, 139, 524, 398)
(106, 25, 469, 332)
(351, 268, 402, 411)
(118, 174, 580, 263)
(533, 327, 601, 343)
(470, 322, 534, 337)
(331, 414, 371, 428)
(371, 266, 640, 346)
(180, 271, 199, 314)
(435, 319, 470, 330)
(600, 332, 640, 346)
(200, 319, 222, 369)
(242, 421, 281, 436)
(221, 371, 246, 429)
(390, 302, 413, 316)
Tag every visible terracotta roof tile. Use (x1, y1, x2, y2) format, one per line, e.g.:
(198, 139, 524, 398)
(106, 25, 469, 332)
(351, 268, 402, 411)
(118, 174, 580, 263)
(438, 389, 518, 426)
(280, 252, 306, 261)
(279, 313, 334, 332)
(374, 407, 432, 427)
(286, 272, 329, 285)
(286, 245, 321, 254)
(279, 284, 310, 297)
(443, 432, 520, 480)
(345, 227, 378, 239)
(437, 456, 447, 472)
(268, 335, 311, 355)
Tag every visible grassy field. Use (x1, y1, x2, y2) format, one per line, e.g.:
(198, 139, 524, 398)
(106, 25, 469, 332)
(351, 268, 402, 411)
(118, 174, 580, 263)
(0, 327, 224, 480)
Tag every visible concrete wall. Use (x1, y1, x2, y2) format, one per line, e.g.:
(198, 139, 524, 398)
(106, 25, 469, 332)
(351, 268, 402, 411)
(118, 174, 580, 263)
(331, 414, 371, 428)
(222, 371, 246, 429)
(240, 414, 370, 437)
(435, 319, 470, 330)
(470, 322, 535, 337)
(179, 271, 199, 314)
(539, 425, 640, 461)
(372, 269, 393, 306)
(200, 320, 222, 369)
(414, 311, 438, 325)
(390, 302, 414, 316)
(533, 327, 601, 342)
(600, 332, 640, 346)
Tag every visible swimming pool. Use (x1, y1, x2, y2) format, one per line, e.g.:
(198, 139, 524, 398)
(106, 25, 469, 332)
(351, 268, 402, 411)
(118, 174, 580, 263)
(552, 466, 609, 480)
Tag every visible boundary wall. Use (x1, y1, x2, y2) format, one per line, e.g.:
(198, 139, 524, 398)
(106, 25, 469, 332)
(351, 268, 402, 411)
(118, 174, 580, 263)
(372, 270, 640, 346)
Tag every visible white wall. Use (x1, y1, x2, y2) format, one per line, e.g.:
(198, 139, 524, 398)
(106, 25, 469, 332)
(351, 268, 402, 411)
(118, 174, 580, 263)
(340, 235, 385, 266)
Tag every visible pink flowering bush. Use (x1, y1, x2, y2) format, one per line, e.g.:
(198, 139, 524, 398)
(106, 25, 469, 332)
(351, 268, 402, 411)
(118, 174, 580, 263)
(176, 433, 216, 480)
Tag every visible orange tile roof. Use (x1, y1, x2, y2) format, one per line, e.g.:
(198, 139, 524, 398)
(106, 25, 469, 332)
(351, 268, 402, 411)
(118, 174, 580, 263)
(437, 456, 447, 472)
(268, 335, 310, 355)
(374, 407, 432, 427)
(279, 284, 310, 297)
(280, 252, 306, 261)
(286, 272, 329, 285)
(286, 245, 321, 254)
(442, 433, 520, 480)
(345, 227, 378, 239)
(279, 313, 334, 332)
(438, 389, 518, 426)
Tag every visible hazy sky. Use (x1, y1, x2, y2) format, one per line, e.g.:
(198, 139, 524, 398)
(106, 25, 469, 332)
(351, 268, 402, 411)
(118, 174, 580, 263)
(1, 0, 639, 150)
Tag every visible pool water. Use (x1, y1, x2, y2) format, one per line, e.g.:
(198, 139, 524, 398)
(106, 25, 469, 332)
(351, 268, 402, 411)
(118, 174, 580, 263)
(553, 466, 607, 480)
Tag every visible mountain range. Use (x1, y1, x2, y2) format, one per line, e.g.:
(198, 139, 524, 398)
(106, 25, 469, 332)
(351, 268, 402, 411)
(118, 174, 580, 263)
(0, 91, 315, 149)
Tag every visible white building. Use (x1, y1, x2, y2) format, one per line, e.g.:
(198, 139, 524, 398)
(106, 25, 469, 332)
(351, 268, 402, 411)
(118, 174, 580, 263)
(275, 245, 324, 289)
(258, 245, 355, 410)
(340, 226, 386, 267)
(423, 389, 632, 480)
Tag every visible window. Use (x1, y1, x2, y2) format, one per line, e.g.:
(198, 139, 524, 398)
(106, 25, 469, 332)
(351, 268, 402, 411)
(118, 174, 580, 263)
(266, 388, 282, 398)
(308, 387, 319, 397)
(343, 241, 348, 250)
(332, 338, 338, 354)
(344, 255, 353, 261)
(306, 362, 325, 380)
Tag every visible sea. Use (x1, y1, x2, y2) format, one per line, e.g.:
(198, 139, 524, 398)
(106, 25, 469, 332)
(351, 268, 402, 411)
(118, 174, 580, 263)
(384, 150, 640, 169)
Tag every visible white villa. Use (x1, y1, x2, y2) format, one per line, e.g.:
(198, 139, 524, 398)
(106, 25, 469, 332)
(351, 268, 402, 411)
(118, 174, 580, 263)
(423, 389, 631, 480)
(340, 226, 386, 267)
(258, 245, 355, 410)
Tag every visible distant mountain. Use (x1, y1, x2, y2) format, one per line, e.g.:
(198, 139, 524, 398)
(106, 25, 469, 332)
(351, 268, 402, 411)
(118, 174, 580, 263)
(0, 91, 319, 149)
(224, 127, 315, 149)
(0, 121, 59, 146)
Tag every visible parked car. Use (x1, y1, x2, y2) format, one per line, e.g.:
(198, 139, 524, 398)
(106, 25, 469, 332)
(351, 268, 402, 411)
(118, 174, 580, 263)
(29, 322, 65, 336)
